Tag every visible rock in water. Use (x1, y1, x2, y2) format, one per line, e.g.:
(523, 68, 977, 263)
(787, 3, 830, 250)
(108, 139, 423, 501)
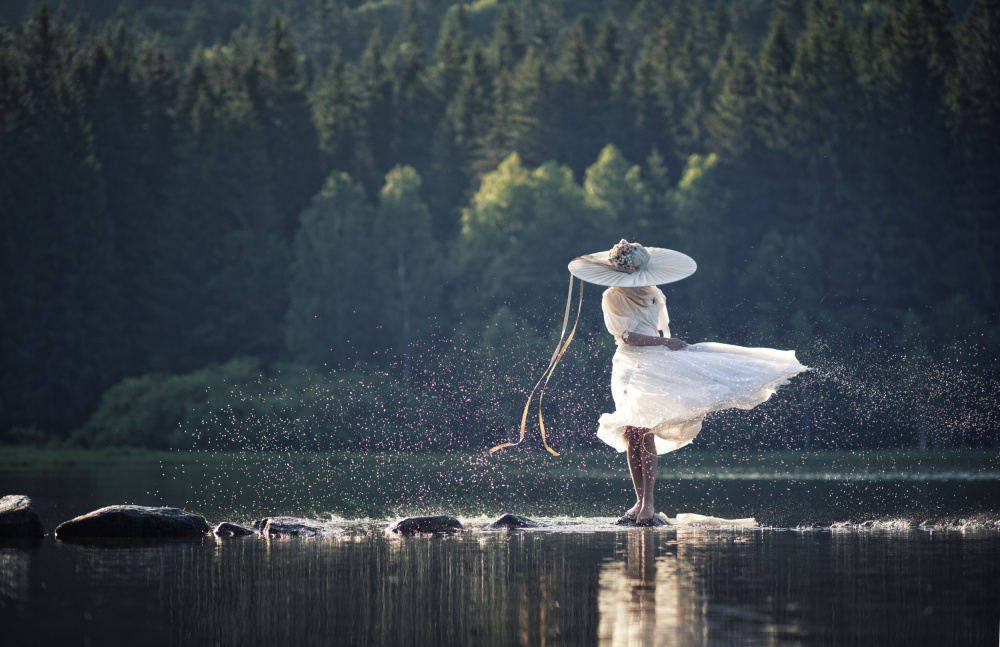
(484, 514, 544, 530)
(614, 513, 669, 527)
(0, 495, 45, 539)
(55, 506, 209, 539)
(213, 522, 259, 537)
(254, 517, 341, 538)
(385, 515, 463, 535)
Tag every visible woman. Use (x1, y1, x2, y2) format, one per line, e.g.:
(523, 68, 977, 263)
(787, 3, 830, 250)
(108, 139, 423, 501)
(569, 240, 807, 525)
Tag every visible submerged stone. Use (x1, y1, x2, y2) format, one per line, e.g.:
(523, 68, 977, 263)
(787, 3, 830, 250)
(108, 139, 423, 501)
(254, 516, 341, 538)
(484, 514, 544, 530)
(213, 522, 259, 537)
(55, 505, 208, 539)
(385, 515, 463, 536)
(0, 495, 45, 539)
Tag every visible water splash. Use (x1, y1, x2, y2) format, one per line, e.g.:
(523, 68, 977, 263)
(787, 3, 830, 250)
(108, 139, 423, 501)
(164, 322, 999, 526)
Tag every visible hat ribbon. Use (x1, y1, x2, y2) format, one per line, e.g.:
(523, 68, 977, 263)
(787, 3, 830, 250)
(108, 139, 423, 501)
(490, 273, 583, 456)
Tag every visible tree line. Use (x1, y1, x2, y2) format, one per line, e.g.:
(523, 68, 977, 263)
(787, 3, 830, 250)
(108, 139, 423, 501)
(1, 0, 997, 450)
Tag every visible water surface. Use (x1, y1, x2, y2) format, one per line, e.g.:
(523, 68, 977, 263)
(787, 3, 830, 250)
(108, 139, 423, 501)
(1, 450, 998, 646)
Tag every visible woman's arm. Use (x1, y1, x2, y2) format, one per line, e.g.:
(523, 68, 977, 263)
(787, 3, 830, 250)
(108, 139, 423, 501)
(622, 332, 688, 350)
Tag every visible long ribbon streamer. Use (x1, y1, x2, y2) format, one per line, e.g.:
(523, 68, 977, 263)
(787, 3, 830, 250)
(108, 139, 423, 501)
(490, 274, 584, 456)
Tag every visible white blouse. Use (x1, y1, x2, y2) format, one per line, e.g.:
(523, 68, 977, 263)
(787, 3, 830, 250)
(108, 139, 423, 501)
(602, 286, 671, 346)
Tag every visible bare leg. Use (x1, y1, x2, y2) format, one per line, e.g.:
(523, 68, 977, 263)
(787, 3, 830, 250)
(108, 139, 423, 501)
(625, 426, 645, 518)
(636, 431, 658, 524)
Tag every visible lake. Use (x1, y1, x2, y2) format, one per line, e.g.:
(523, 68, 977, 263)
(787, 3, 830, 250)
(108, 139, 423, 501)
(1, 449, 999, 646)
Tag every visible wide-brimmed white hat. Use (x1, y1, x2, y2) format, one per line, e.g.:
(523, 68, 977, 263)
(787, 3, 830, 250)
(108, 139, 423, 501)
(568, 239, 697, 287)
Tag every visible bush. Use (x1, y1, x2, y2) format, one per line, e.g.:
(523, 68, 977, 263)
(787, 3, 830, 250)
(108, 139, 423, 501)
(73, 358, 411, 451)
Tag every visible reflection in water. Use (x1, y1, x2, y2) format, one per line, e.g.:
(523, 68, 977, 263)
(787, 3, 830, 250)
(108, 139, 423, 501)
(2, 529, 998, 646)
(161, 532, 603, 646)
(0, 545, 34, 602)
(598, 530, 705, 646)
(598, 530, 811, 646)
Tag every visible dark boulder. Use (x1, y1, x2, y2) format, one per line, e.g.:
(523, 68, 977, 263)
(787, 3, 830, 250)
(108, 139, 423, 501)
(55, 505, 209, 539)
(213, 522, 259, 537)
(614, 513, 669, 528)
(0, 495, 45, 539)
(254, 516, 341, 538)
(484, 514, 545, 530)
(385, 515, 463, 535)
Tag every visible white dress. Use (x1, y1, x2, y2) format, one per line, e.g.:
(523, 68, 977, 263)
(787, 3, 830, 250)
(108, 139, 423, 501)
(597, 286, 808, 455)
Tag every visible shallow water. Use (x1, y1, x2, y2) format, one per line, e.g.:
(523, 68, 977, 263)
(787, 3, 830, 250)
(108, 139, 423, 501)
(2, 451, 999, 645)
(2, 526, 999, 646)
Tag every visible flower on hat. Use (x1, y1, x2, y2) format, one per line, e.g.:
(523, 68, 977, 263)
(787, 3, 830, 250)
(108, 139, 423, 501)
(608, 239, 637, 273)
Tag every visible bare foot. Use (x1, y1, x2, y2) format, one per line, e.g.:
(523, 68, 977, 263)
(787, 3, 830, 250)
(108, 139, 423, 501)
(635, 504, 656, 525)
(625, 500, 642, 519)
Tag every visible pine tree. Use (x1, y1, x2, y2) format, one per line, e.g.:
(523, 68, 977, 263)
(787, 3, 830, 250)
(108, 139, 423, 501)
(82, 19, 179, 374)
(631, 34, 672, 167)
(312, 53, 356, 173)
(755, 11, 795, 150)
(526, 2, 558, 58)
(492, 3, 524, 72)
(311, 0, 346, 70)
(353, 27, 394, 193)
(0, 4, 119, 433)
(552, 24, 595, 173)
(260, 14, 322, 238)
(789, 0, 861, 171)
(948, 0, 1000, 321)
(626, 0, 666, 51)
(593, 14, 631, 151)
(706, 42, 757, 160)
(471, 68, 521, 179)
(428, 39, 488, 232)
(393, 19, 438, 176)
(432, 2, 468, 103)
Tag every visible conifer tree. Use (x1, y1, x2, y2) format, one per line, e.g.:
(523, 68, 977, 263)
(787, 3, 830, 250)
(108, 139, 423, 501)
(789, 0, 861, 171)
(1, 4, 118, 433)
(471, 68, 521, 179)
(433, 2, 468, 103)
(311, 0, 346, 70)
(428, 39, 488, 232)
(631, 34, 672, 167)
(353, 27, 394, 193)
(707, 42, 757, 160)
(948, 0, 1000, 320)
(261, 14, 321, 238)
(82, 19, 179, 373)
(526, 2, 558, 58)
(312, 53, 355, 173)
(492, 3, 524, 72)
(756, 11, 795, 150)
(593, 14, 631, 151)
(393, 18, 438, 175)
(626, 0, 666, 51)
(552, 24, 595, 173)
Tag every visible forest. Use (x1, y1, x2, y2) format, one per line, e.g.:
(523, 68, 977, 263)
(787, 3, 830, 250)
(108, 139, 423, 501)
(1, 0, 998, 452)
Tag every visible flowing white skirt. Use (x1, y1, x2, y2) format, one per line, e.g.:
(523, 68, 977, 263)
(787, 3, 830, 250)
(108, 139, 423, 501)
(597, 342, 808, 455)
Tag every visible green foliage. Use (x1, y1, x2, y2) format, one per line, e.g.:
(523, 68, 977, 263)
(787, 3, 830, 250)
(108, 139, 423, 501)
(374, 165, 442, 356)
(2, 1, 998, 450)
(455, 152, 615, 324)
(76, 358, 267, 449)
(286, 171, 373, 367)
(73, 358, 390, 450)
